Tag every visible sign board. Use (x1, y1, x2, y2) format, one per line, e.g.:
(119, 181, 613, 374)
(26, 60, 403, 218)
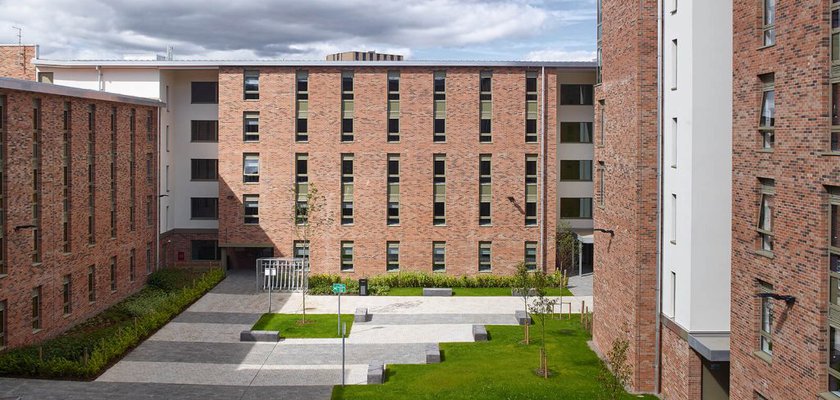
(332, 283, 347, 294)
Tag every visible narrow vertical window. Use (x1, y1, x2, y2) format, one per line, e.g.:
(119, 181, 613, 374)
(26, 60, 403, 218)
(295, 154, 309, 224)
(62, 274, 72, 315)
(244, 112, 260, 142)
(433, 242, 446, 272)
(296, 71, 309, 142)
(109, 107, 117, 239)
(478, 242, 492, 272)
(670, 272, 677, 317)
(146, 109, 154, 141)
(433, 155, 446, 225)
(829, 187, 840, 390)
(129, 248, 136, 282)
(342, 71, 354, 142)
(244, 194, 260, 224)
(671, 39, 678, 90)
(479, 71, 493, 142)
(387, 242, 400, 272)
(759, 74, 775, 149)
(524, 242, 537, 271)
(671, 194, 677, 243)
(388, 71, 400, 142)
(129, 109, 135, 233)
(0, 301, 5, 348)
(479, 155, 492, 225)
(341, 241, 354, 271)
(525, 155, 538, 226)
(759, 281, 774, 355)
(32, 99, 42, 264)
(89, 105, 97, 245)
(146, 195, 153, 226)
(63, 102, 72, 251)
(110, 256, 117, 292)
(0, 96, 4, 275)
(671, 118, 678, 168)
(763, 0, 776, 46)
(341, 154, 354, 225)
(293, 240, 310, 270)
(597, 161, 606, 207)
(31, 287, 41, 331)
(88, 265, 96, 302)
(244, 70, 260, 100)
(832, 80, 840, 152)
(598, 100, 606, 146)
(434, 71, 446, 142)
(757, 179, 775, 252)
(525, 71, 538, 142)
(146, 243, 153, 275)
(243, 153, 260, 183)
(387, 154, 400, 225)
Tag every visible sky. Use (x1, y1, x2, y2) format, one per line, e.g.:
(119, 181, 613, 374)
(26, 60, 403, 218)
(0, 0, 596, 62)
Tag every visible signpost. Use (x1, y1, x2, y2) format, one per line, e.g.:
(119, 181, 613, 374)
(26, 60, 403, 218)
(332, 283, 347, 336)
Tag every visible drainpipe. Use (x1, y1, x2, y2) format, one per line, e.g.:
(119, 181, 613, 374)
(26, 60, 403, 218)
(654, 0, 665, 394)
(539, 66, 547, 272)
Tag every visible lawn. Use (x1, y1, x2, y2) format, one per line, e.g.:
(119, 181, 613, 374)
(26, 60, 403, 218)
(384, 287, 574, 297)
(252, 313, 354, 338)
(331, 318, 656, 400)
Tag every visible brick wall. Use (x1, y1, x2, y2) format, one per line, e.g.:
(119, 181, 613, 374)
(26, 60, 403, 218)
(730, 0, 840, 398)
(660, 321, 702, 400)
(0, 46, 36, 80)
(217, 66, 567, 276)
(0, 88, 157, 349)
(161, 229, 221, 269)
(592, 0, 659, 393)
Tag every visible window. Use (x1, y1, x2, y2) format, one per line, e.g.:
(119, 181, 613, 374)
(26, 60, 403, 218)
(560, 85, 594, 105)
(596, 0, 602, 84)
(88, 265, 96, 302)
(759, 74, 775, 149)
(434, 71, 446, 142)
(832, 80, 840, 152)
(296, 154, 309, 225)
(560, 122, 593, 143)
(524, 242, 537, 271)
(37, 72, 53, 84)
(191, 159, 218, 181)
(560, 160, 593, 181)
(561, 198, 593, 219)
(62, 274, 72, 315)
(129, 249, 136, 282)
(146, 243, 153, 275)
(598, 100, 606, 146)
(109, 257, 117, 292)
(146, 153, 153, 183)
(759, 281, 773, 356)
(671, 194, 678, 243)
(388, 71, 400, 142)
(341, 241, 354, 271)
(434, 155, 446, 225)
(191, 197, 219, 219)
(244, 112, 260, 142)
(671, 39, 678, 90)
(243, 195, 259, 224)
(244, 70, 259, 100)
(480, 71, 493, 142)
(0, 301, 5, 348)
(0, 96, 4, 273)
(526, 71, 538, 142)
(127, 109, 134, 234)
(388, 154, 400, 225)
(191, 240, 220, 261)
(31, 287, 41, 331)
(433, 242, 446, 272)
(757, 179, 775, 252)
(342, 71, 354, 142)
(146, 110, 154, 141)
(296, 71, 309, 142)
(763, 0, 776, 46)
(191, 82, 218, 104)
(191, 120, 218, 142)
(89, 108, 98, 245)
(32, 99, 42, 263)
(670, 272, 677, 317)
(671, 118, 678, 168)
(342, 154, 354, 225)
(387, 242, 400, 272)
(525, 155, 538, 226)
(479, 155, 492, 225)
(243, 153, 260, 183)
(479, 242, 492, 272)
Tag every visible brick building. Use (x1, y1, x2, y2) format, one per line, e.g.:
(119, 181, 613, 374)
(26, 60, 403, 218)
(0, 45, 37, 81)
(0, 77, 160, 349)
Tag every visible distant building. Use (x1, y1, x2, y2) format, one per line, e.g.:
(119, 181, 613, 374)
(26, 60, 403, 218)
(325, 51, 403, 61)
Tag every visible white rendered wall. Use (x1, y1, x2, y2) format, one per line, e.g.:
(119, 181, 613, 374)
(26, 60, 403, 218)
(661, 0, 732, 333)
(556, 70, 595, 232)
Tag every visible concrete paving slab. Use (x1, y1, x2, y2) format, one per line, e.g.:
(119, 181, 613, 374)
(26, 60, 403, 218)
(361, 313, 517, 325)
(348, 323, 475, 344)
(173, 311, 262, 325)
(96, 361, 262, 386)
(264, 342, 433, 365)
(147, 322, 253, 343)
(123, 341, 276, 364)
(251, 365, 368, 386)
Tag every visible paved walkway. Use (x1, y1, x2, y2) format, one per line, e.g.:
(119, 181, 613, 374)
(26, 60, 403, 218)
(568, 273, 594, 296)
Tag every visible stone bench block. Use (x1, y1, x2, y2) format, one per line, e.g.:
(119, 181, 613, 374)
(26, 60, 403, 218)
(239, 330, 280, 342)
(515, 310, 532, 326)
(367, 362, 385, 384)
(511, 288, 539, 296)
(354, 307, 370, 322)
(423, 287, 452, 296)
(473, 325, 488, 341)
(425, 343, 441, 364)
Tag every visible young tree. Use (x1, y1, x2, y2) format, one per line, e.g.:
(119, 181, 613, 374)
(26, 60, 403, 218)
(291, 183, 333, 324)
(512, 262, 533, 344)
(555, 220, 577, 275)
(530, 270, 558, 378)
(597, 328, 633, 400)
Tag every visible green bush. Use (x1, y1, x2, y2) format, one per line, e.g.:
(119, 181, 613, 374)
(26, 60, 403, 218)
(307, 271, 567, 296)
(0, 268, 225, 379)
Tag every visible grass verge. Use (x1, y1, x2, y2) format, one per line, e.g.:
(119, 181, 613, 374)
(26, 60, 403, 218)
(384, 287, 573, 297)
(252, 313, 354, 338)
(331, 318, 656, 400)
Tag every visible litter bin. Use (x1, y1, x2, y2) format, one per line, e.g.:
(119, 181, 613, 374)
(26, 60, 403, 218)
(359, 278, 369, 296)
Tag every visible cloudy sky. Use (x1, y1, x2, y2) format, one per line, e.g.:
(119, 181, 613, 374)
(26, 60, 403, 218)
(0, 0, 596, 61)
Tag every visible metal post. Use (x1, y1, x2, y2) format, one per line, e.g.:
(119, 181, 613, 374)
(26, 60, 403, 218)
(578, 240, 583, 277)
(337, 291, 342, 337)
(268, 264, 272, 314)
(341, 322, 346, 387)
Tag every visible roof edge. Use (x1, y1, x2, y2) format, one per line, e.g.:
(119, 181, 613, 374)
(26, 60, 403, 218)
(0, 78, 164, 107)
(34, 59, 597, 69)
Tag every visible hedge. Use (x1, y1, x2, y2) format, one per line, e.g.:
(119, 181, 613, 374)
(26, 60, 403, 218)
(0, 268, 225, 379)
(307, 271, 568, 296)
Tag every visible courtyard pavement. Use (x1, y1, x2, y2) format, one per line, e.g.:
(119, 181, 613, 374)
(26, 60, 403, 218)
(0, 269, 595, 399)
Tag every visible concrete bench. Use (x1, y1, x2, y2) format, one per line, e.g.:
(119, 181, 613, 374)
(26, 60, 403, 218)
(515, 310, 532, 326)
(354, 307, 370, 322)
(239, 330, 280, 342)
(425, 343, 441, 364)
(367, 362, 385, 384)
(423, 287, 453, 296)
(511, 288, 539, 296)
(473, 325, 488, 341)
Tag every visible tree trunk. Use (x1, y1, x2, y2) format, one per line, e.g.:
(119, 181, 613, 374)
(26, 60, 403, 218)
(524, 321, 530, 344)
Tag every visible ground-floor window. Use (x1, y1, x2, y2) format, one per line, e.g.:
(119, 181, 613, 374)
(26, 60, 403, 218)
(191, 240, 220, 261)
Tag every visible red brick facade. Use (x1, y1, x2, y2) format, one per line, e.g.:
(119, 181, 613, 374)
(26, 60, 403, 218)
(0, 46, 36, 81)
(160, 229, 221, 269)
(592, 0, 659, 394)
(216, 66, 573, 276)
(0, 85, 158, 349)
(660, 321, 703, 400)
(730, 0, 840, 398)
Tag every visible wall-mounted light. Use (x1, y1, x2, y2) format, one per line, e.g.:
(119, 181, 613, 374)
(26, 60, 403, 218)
(756, 292, 796, 305)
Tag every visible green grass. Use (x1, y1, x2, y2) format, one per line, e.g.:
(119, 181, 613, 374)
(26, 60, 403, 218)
(252, 314, 354, 338)
(331, 318, 656, 400)
(384, 287, 573, 297)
